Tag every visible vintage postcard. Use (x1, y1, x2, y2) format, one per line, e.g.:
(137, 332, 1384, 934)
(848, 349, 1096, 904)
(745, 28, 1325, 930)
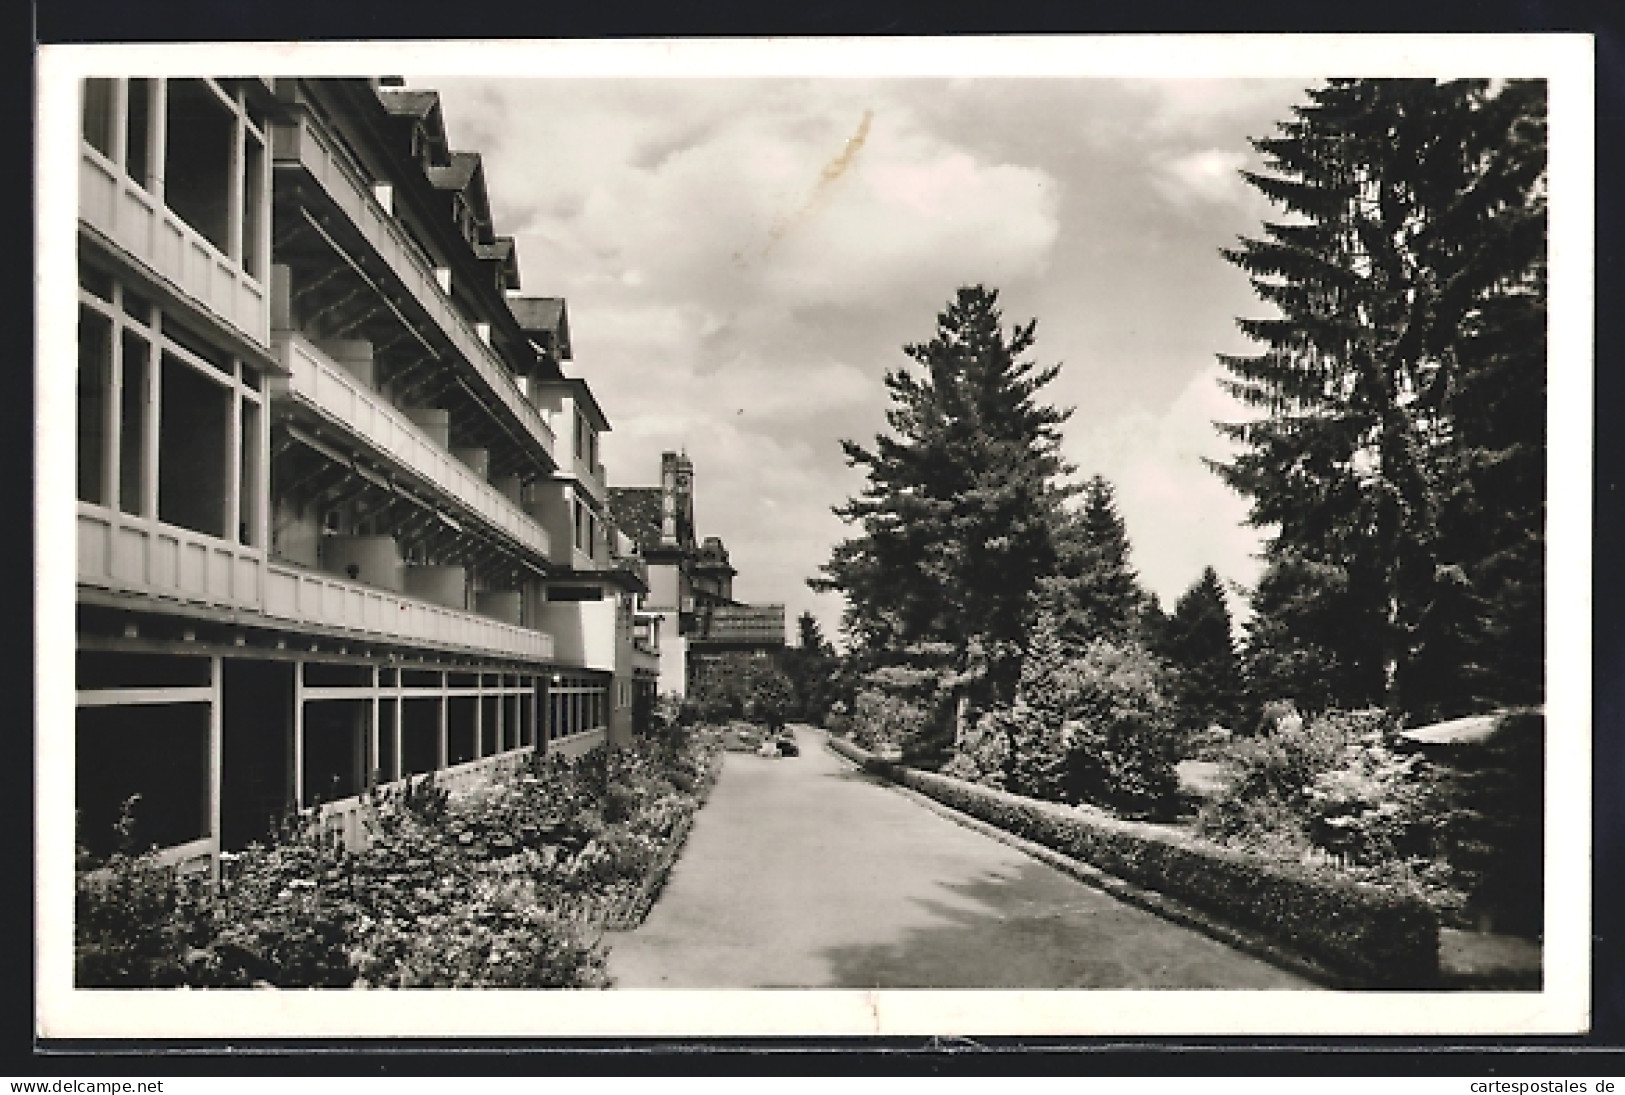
(35, 34, 1594, 1040)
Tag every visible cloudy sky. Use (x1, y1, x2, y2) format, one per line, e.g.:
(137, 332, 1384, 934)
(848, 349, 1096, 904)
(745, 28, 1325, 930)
(420, 75, 1314, 642)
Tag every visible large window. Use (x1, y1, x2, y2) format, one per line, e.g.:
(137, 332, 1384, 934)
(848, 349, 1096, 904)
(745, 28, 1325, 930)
(163, 79, 235, 254)
(81, 79, 116, 157)
(81, 78, 270, 282)
(78, 271, 266, 546)
(77, 311, 111, 504)
(76, 701, 210, 858)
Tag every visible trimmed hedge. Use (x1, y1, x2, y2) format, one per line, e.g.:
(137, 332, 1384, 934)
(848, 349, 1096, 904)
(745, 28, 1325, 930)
(828, 735, 1439, 987)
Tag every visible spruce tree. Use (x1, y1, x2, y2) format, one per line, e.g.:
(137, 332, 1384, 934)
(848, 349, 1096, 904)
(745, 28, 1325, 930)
(1217, 79, 1547, 719)
(1160, 567, 1246, 732)
(812, 286, 1074, 707)
(1039, 475, 1149, 648)
(785, 610, 838, 723)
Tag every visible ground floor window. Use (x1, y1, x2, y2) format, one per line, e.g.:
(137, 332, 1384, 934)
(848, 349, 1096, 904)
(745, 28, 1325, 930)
(546, 675, 607, 740)
(75, 646, 551, 859)
(76, 702, 210, 858)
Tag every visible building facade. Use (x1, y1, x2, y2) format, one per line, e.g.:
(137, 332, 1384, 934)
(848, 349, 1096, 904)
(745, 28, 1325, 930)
(73, 76, 658, 876)
(609, 453, 785, 699)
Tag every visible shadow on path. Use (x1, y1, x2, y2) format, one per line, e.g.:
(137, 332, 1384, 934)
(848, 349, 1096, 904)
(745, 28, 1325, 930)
(817, 857, 1310, 989)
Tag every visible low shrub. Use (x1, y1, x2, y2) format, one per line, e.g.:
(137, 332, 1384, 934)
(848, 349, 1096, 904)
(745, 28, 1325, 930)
(828, 735, 1440, 987)
(76, 731, 723, 989)
(851, 689, 933, 755)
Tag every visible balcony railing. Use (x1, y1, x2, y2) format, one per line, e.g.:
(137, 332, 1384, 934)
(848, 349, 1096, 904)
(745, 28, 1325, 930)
(271, 115, 556, 465)
(79, 143, 270, 349)
(275, 332, 551, 563)
(77, 503, 265, 612)
(76, 502, 554, 663)
(264, 562, 554, 662)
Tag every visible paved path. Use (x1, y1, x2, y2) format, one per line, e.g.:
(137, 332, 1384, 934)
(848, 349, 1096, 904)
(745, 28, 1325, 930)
(605, 726, 1314, 989)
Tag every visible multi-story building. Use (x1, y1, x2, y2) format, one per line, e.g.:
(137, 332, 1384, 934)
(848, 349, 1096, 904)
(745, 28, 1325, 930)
(609, 452, 785, 698)
(72, 75, 657, 877)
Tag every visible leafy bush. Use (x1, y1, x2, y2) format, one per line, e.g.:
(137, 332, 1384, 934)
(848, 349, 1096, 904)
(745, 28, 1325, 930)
(74, 848, 207, 987)
(1304, 729, 1434, 865)
(1198, 708, 1394, 848)
(1060, 639, 1183, 820)
(851, 688, 933, 755)
(744, 666, 797, 731)
(75, 732, 723, 989)
(829, 736, 1440, 987)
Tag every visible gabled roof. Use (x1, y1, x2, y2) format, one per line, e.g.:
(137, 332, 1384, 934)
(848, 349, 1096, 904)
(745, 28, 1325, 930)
(533, 376, 610, 433)
(375, 87, 450, 166)
(509, 296, 572, 361)
(475, 236, 521, 290)
(427, 151, 494, 238)
(427, 150, 482, 192)
(375, 88, 441, 119)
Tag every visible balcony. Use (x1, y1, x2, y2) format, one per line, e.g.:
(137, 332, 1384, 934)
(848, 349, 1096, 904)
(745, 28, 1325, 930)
(76, 502, 555, 664)
(264, 562, 554, 662)
(273, 332, 551, 563)
(270, 115, 555, 465)
(77, 503, 264, 613)
(78, 143, 269, 349)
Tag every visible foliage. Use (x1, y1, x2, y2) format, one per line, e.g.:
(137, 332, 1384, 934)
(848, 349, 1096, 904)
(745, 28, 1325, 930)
(812, 285, 1076, 709)
(1217, 79, 1547, 721)
(1303, 726, 1435, 866)
(849, 688, 935, 757)
(73, 796, 212, 988)
(75, 733, 723, 989)
(684, 651, 753, 723)
(1037, 476, 1153, 648)
(945, 619, 1183, 820)
(743, 665, 797, 731)
(1061, 639, 1184, 820)
(1199, 708, 1394, 844)
(782, 611, 840, 724)
(1156, 566, 1247, 732)
(830, 736, 1440, 988)
(1431, 709, 1545, 935)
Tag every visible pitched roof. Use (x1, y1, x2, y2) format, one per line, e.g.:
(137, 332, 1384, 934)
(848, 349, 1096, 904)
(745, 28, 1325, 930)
(692, 604, 787, 646)
(426, 150, 483, 192)
(608, 487, 665, 554)
(509, 296, 571, 360)
(375, 88, 441, 119)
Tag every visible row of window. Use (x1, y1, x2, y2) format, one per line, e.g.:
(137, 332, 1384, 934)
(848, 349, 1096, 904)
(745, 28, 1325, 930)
(81, 77, 270, 282)
(75, 652, 613, 856)
(77, 267, 266, 547)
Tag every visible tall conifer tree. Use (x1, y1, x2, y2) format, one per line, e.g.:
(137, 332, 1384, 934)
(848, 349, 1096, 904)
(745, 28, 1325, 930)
(1160, 567, 1247, 732)
(812, 286, 1073, 706)
(1217, 79, 1546, 718)
(1039, 475, 1149, 648)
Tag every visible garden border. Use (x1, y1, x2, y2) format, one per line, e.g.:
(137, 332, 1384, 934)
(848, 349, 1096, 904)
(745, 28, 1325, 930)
(824, 732, 1441, 989)
(602, 744, 726, 932)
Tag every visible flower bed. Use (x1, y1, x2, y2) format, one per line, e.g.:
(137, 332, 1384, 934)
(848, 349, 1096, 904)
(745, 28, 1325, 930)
(828, 734, 1440, 988)
(75, 726, 722, 989)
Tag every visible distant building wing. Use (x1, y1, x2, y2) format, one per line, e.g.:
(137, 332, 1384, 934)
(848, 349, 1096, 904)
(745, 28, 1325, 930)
(692, 604, 787, 646)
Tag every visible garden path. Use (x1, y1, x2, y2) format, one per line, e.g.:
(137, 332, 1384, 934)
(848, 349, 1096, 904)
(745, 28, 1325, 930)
(604, 725, 1315, 989)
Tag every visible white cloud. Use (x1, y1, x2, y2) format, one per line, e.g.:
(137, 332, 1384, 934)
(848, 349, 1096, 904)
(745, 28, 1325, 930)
(1063, 361, 1265, 621)
(414, 76, 1307, 645)
(1151, 148, 1251, 209)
